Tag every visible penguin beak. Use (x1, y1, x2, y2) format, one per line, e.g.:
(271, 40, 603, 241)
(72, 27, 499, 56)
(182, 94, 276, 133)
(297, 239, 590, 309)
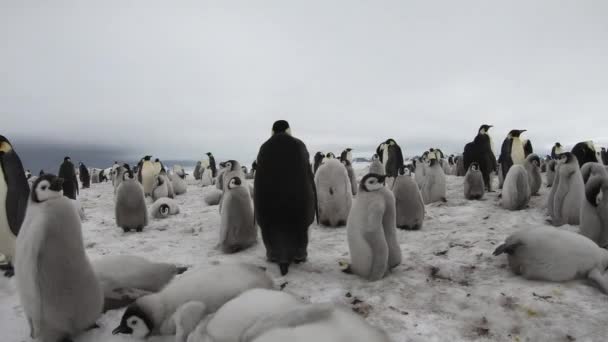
(519, 129, 527, 133)
(112, 324, 133, 335)
(50, 178, 64, 191)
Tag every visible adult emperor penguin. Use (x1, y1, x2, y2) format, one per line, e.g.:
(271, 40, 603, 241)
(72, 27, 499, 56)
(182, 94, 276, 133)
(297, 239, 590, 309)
(112, 263, 273, 338)
(0, 135, 29, 277)
(139, 155, 155, 196)
(493, 227, 608, 294)
(369, 154, 385, 175)
(219, 176, 257, 253)
(421, 150, 447, 204)
(16, 174, 103, 342)
(580, 175, 608, 247)
(342, 159, 358, 196)
(501, 165, 530, 210)
(498, 129, 530, 182)
(315, 158, 352, 227)
(463, 124, 497, 192)
(572, 141, 599, 167)
(551, 142, 564, 159)
(523, 154, 542, 195)
(207, 152, 217, 178)
(464, 162, 485, 200)
(549, 152, 584, 226)
(346, 174, 401, 281)
(150, 197, 180, 219)
(116, 169, 148, 232)
(602, 147, 608, 165)
(58, 156, 79, 199)
(254, 120, 317, 275)
(313, 151, 324, 174)
(393, 166, 425, 230)
(340, 148, 353, 163)
(153, 158, 164, 176)
(78, 162, 90, 189)
(384, 139, 404, 178)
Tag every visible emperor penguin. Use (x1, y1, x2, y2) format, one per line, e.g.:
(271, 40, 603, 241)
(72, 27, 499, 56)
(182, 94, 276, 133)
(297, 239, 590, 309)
(464, 162, 485, 200)
(463, 124, 497, 192)
(346, 174, 401, 281)
(112, 263, 273, 338)
(78, 162, 90, 189)
(203, 188, 223, 206)
(493, 227, 608, 294)
(153, 158, 163, 176)
(207, 152, 217, 178)
(0, 135, 29, 277)
(242, 304, 391, 342)
(58, 156, 79, 199)
(342, 159, 358, 196)
(602, 147, 608, 165)
(201, 167, 214, 187)
(546, 159, 557, 187)
(113, 164, 128, 194)
(219, 176, 257, 253)
(313, 152, 324, 174)
(421, 151, 447, 204)
(383, 139, 404, 178)
(393, 166, 425, 230)
(549, 152, 584, 226)
(170, 171, 188, 195)
(580, 175, 608, 247)
(501, 164, 530, 210)
(572, 141, 599, 167)
(150, 197, 180, 219)
(161, 170, 175, 198)
(498, 129, 530, 182)
(116, 169, 148, 232)
(581, 162, 608, 184)
(414, 156, 427, 189)
(369, 154, 385, 175)
(315, 158, 353, 227)
(340, 148, 353, 163)
(152, 174, 169, 201)
(139, 156, 155, 196)
(91, 169, 100, 184)
(551, 142, 564, 159)
(15, 174, 103, 342)
(253, 120, 317, 275)
(523, 154, 542, 195)
(193, 161, 203, 180)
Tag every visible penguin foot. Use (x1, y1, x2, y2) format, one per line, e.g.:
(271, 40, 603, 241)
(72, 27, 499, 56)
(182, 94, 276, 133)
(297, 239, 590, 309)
(60, 338, 74, 342)
(4, 269, 14, 277)
(136, 226, 143, 232)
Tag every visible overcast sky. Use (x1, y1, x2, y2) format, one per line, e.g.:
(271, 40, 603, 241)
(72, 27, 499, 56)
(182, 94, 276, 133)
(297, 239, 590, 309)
(2, 0, 608, 165)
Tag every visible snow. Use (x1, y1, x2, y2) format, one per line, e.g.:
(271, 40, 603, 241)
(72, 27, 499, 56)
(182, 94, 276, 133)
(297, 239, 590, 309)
(1, 165, 607, 342)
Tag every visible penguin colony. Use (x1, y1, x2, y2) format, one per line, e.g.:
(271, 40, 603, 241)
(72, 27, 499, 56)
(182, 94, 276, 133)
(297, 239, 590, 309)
(4, 121, 608, 342)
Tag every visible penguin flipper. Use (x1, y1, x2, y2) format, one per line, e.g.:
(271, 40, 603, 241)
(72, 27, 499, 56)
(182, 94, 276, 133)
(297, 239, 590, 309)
(492, 241, 523, 256)
(1, 151, 29, 236)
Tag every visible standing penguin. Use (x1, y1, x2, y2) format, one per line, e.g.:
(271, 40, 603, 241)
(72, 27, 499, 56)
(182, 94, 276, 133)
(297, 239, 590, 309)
(346, 174, 401, 281)
(601, 147, 608, 165)
(153, 158, 163, 176)
(463, 124, 497, 192)
(369, 154, 385, 175)
(455, 155, 466, 176)
(16, 174, 103, 342)
(58, 156, 79, 200)
(580, 175, 608, 247)
(421, 151, 447, 204)
(313, 152, 324, 174)
(78, 162, 90, 189)
(201, 165, 214, 187)
(464, 162, 485, 200)
(523, 154, 542, 195)
(219, 176, 257, 253)
(414, 157, 427, 190)
(207, 152, 217, 178)
(498, 130, 530, 182)
(139, 156, 155, 196)
(254, 120, 317, 275)
(342, 159, 358, 196)
(116, 170, 148, 232)
(160, 170, 175, 198)
(551, 142, 564, 159)
(501, 165, 531, 210)
(548, 152, 584, 226)
(393, 166, 425, 230)
(193, 161, 203, 180)
(383, 139, 404, 178)
(546, 160, 557, 187)
(0, 135, 29, 277)
(340, 148, 353, 163)
(572, 141, 599, 167)
(315, 158, 352, 227)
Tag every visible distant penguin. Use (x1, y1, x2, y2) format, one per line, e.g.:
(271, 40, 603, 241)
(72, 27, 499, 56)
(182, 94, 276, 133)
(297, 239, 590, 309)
(369, 154, 385, 175)
(523, 154, 542, 195)
(16, 174, 103, 342)
(193, 161, 203, 180)
(150, 197, 180, 219)
(58, 156, 79, 199)
(170, 171, 187, 195)
(501, 165, 530, 210)
(201, 167, 213, 187)
(112, 263, 273, 338)
(139, 156, 155, 196)
(24, 169, 32, 179)
(0, 135, 29, 277)
(346, 174, 401, 281)
(173, 164, 187, 179)
(498, 129, 530, 182)
(421, 151, 447, 204)
(383, 139, 404, 178)
(393, 166, 425, 230)
(219, 176, 257, 253)
(152, 174, 169, 201)
(601, 147, 608, 165)
(79, 162, 90, 188)
(580, 175, 608, 247)
(342, 159, 358, 196)
(204, 188, 223, 206)
(153, 158, 163, 175)
(546, 160, 557, 187)
(551, 142, 564, 159)
(313, 152, 324, 174)
(493, 227, 608, 294)
(572, 141, 598, 167)
(116, 170, 148, 232)
(315, 159, 352, 227)
(463, 124, 497, 191)
(254, 120, 317, 275)
(548, 152, 584, 226)
(91, 169, 100, 184)
(464, 162, 485, 200)
(581, 162, 608, 184)
(207, 152, 217, 178)
(340, 148, 353, 163)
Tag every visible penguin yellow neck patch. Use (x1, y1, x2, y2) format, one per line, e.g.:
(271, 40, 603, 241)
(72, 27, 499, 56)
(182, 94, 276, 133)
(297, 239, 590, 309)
(0, 142, 12, 153)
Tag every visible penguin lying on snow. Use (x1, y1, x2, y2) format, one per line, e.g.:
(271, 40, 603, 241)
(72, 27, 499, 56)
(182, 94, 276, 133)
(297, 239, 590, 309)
(112, 263, 273, 338)
(580, 175, 608, 247)
(494, 227, 608, 294)
(203, 188, 223, 206)
(150, 197, 180, 219)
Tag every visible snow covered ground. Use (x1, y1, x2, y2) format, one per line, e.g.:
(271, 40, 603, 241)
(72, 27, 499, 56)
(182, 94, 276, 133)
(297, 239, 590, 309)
(1, 165, 607, 342)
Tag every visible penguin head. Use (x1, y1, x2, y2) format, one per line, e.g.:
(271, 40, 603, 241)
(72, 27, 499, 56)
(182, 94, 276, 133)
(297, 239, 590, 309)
(271, 120, 291, 136)
(64, 156, 71, 162)
(158, 204, 170, 218)
(398, 166, 410, 176)
(228, 176, 242, 189)
(585, 176, 607, 207)
(508, 129, 526, 138)
(386, 139, 396, 146)
(123, 170, 135, 181)
(0, 135, 13, 153)
(155, 175, 164, 186)
(527, 154, 541, 167)
(113, 304, 153, 338)
(326, 152, 335, 159)
(361, 174, 386, 192)
(346, 148, 352, 152)
(224, 160, 239, 171)
(143, 156, 152, 161)
(558, 152, 574, 164)
(372, 154, 379, 161)
(478, 125, 493, 134)
(206, 152, 213, 157)
(555, 142, 562, 148)
(470, 162, 480, 171)
(32, 174, 64, 203)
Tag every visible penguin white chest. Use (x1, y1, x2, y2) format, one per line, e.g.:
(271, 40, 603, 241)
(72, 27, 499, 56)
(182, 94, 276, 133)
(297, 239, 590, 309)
(511, 138, 525, 165)
(0, 166, 16, 260)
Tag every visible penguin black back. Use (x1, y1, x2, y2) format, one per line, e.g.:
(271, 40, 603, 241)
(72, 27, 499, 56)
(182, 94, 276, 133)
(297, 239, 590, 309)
(572, 141, 598, 167)
(0, 135, 30, 236)
(58, 156, 78, 200)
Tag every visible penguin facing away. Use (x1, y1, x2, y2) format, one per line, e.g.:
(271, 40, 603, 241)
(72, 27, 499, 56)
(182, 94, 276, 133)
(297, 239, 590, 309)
(464, 162, 485, 200)
(315, 158, 353, 227)
(313, 152, 324, 174)
(572, 141, 599, 167)
(78, 162, 90, 189)
(393, 166, 425, 230)
(151, 174, 169, 201)
(524, 154, 542, 195)
(463, 124, 497, 191)
(219, 176, 257, 253)
(16, 174, 103, 342)
(550, 152, 584, 226)
(115, 170, 148, 232)
(342, 159, 358, 196)
(551, 142, 563, 159)
(501, 164, 530, 210)
(58, 156, 79, 200)
(0, 135, 29, 277)
(580, 175, 608, 247)
(546, 160, 557, 187)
